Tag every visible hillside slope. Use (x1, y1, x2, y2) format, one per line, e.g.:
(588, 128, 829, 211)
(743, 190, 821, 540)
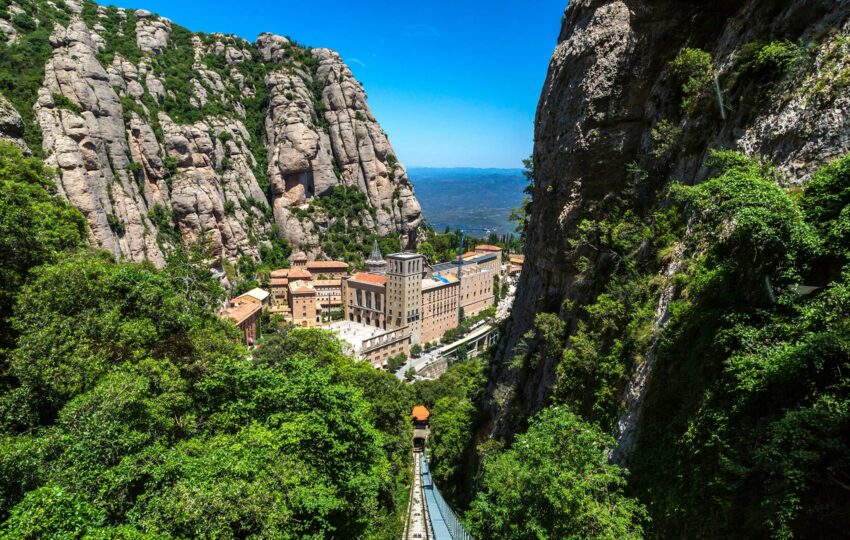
(0, 0, 421, 267)
(485, 0, 850, 536)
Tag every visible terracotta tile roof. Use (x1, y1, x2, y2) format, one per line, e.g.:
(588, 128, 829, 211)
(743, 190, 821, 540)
(314, 279, 341, 286)
(287, 267, 313, 280)
(290, 251, 308, 262)
(218, 300, 261, 325)
(456, 251, 477, 260)
(349, 272, 388, 286)
(510, 256, 525, 265)
(269, 278, 289, 286)
(412, 405, 430, 422)
(270, 269, 289, 278)
(306, 260, 349, 269)
(475, 245, 502, 252)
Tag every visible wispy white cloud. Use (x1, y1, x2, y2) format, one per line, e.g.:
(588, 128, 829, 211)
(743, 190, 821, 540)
(402, 24, 441, 39)
(348, 57, 368, 68)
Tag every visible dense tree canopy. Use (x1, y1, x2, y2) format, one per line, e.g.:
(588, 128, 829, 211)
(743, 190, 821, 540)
(467, 407, 646, 540)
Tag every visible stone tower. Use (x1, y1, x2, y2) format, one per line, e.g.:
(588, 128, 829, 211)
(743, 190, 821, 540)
(386, 252, 424, 345)
(365, 240, 387, 275)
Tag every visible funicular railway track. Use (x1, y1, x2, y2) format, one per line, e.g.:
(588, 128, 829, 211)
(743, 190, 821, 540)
(403, 448, 431, 540)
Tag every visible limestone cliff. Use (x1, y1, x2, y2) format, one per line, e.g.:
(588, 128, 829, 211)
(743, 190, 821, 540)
(490, 0, 850, 448)
(0, 0, 421, 267)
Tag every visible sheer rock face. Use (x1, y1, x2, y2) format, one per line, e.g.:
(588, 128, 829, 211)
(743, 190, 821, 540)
(490, 0, 850, 454)
(0, 93, 27, 151)
(36, 19, 165, 264)
(9, 3, 420, 266)
(263, 48, 422, 249)
(134, 9, 171, 54)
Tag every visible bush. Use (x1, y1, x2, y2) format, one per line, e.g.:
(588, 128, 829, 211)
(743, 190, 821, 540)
(743, 39, 802, 77)
(223, 199, 236, 216)
(669, 48, 714, 115)
(51, 93, 81, 114)
(106, 213, 125, 236)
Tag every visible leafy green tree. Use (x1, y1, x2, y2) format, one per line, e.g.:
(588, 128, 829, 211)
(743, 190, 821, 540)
(468, 407, 646, 540)
(429, 396, 475, 488)
(0, 142, 87, 351)
(0, 486, 104, 539)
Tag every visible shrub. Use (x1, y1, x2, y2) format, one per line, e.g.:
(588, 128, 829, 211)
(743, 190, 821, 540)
(51, 93, 81, 114)
(106, 213, 125, 236)
(223, 199, 236, 216)
(743, 39, 802, 77)
(162, 156, 178, 178)
(669, 48, 714, 115)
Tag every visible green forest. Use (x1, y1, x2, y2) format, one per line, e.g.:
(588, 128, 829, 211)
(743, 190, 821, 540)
(0, 143, 415, 538)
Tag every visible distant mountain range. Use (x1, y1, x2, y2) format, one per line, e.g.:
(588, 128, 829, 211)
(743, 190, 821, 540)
(408, 167, 527, 235)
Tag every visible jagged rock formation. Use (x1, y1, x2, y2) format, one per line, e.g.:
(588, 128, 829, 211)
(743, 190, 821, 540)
(490, 0, 850, 447)
(0, 0, 421, 267)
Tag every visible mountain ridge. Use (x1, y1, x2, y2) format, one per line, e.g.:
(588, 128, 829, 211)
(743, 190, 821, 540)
(0, 0, 422, 269)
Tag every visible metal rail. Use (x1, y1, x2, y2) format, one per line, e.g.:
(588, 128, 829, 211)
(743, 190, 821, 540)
(404, 449, 430, 540)
(418, 451, 473, 540)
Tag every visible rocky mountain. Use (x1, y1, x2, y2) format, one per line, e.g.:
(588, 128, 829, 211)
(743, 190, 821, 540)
(485, 0, 850, 535)
(0, 0, 421, 267)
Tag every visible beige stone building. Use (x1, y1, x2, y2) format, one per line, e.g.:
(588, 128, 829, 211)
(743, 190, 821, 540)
(266, 256, 349, 326)
(289, 280, 321, 327)
(335, 244, 499, 367)
(327, 320, 409, 369)
(306, 260, 349, 278)
(474, 244, 504, 275)
(343, 272, 388, 328)
(219, 297, 262, 345)
(421, 274, 459, 345)
(453, 264, 494, 317)
(386, 252, 425, 344)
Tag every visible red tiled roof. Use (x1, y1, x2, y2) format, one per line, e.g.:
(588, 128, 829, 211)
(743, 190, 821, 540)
(412, 405, 430, 422)
(349, 272, 388, 286)
(270, 269, 289, 278)
(218, 300, 261, 325)
(287, 268, 313, 280)
(456, 251, 477, 260)
(475, 245, 502, 252)
(306, 261, 349, 269)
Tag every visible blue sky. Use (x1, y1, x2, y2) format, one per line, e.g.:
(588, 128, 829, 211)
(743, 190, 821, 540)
(111, 0, 567, 168)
